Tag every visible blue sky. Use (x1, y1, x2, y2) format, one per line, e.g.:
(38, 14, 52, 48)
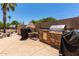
(0, 3, 79, 24)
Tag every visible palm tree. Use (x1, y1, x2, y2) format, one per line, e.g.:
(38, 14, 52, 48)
(1, 3, 17, 33)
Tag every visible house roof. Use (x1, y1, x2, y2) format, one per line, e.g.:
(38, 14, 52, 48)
(35, 16, 79, 30)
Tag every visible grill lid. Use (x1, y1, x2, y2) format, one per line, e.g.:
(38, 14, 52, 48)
(49, 25, 65, 32)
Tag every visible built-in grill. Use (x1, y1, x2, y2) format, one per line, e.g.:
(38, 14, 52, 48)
(49, 25, 65, 32)
(39, 25, 66, 49)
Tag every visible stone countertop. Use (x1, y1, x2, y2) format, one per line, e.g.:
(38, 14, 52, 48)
(39, 28, 62, 34)
(49, 31, 62, 35)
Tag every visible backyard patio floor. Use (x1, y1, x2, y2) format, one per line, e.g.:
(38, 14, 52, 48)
(0, 34, 59, 56)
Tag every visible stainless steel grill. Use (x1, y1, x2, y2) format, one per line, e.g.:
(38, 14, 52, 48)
(49, 25, 65, 32)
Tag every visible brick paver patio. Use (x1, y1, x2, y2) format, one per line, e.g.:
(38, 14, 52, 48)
(0, 34, 59, 56)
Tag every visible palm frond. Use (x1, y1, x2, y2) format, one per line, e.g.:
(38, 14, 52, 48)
(1, 3, 4, 8)
(12, 3, 17, 6)
(8, 15, 11, 19)
(1, 3, 5, 10)
(7, 7, 9, 11)
(9, 3, 17, 11)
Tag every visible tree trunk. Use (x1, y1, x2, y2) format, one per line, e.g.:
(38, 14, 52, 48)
(16, 25, 17, 33)
(3, 3, 7, 33)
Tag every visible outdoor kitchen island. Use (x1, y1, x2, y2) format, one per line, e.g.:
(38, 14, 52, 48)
(39, 28, 62, 49)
